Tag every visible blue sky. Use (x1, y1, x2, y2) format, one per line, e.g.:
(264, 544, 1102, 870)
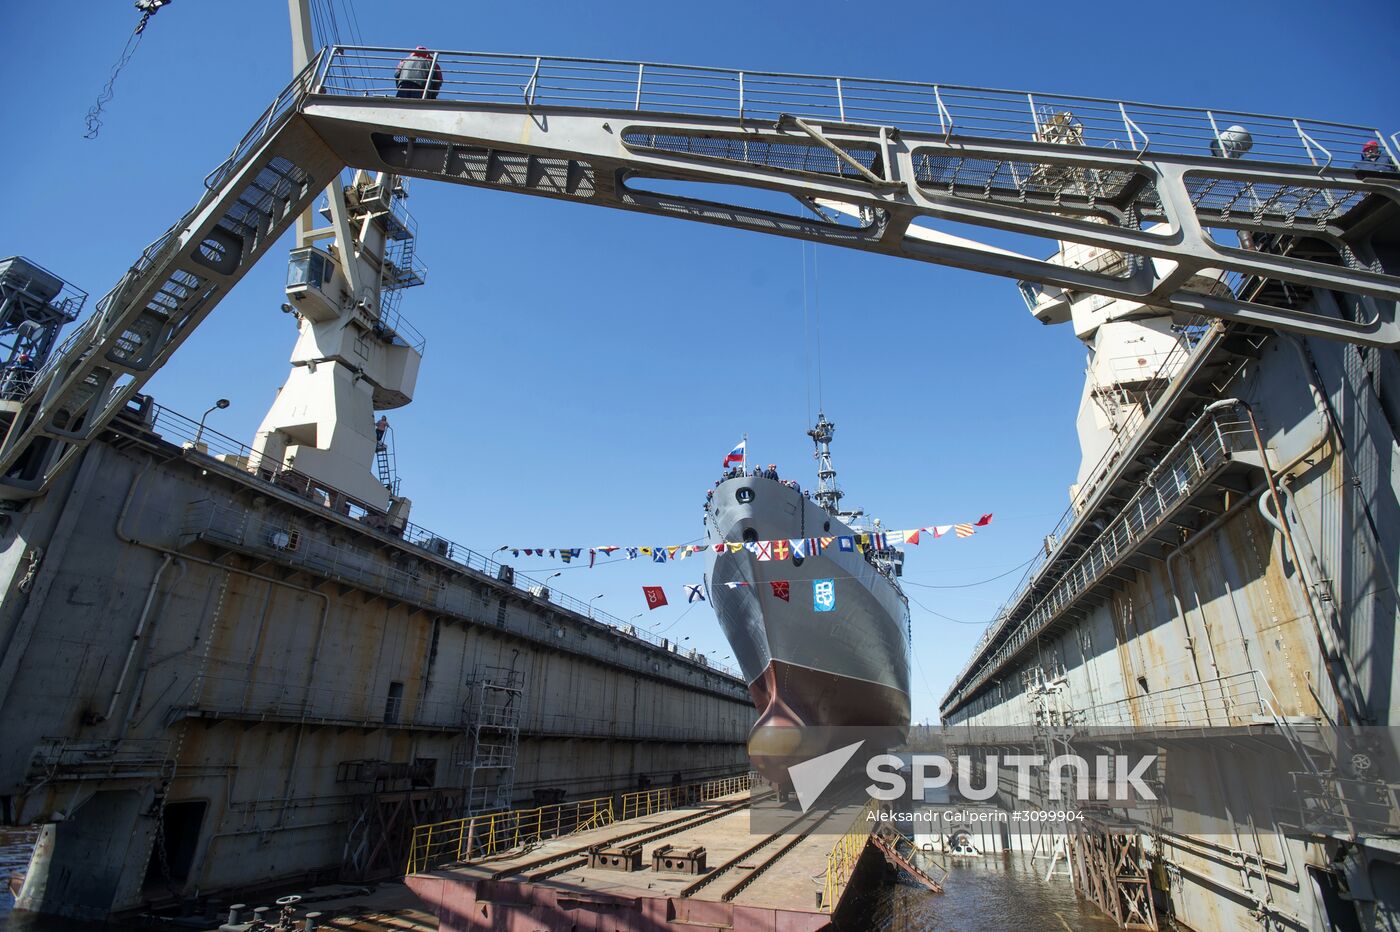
(4, 0, 1397, 722)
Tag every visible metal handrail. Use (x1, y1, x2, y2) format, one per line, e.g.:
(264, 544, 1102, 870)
(1067, 670, 1268, 730)
(404, 771, 752, 874)
(947, 401, 1252, 710)
(822, 798, 879, 911)
(172, 672, 468, 729)
(26, 55, 327, 399)
(203, 51, 326, 193)
(130, 401, 746, 681)
(314, 46, 1393, 170)
(946, 310, 1221, 699)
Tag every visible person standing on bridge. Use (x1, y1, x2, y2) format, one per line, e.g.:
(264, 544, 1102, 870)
(1356, 140, 1397, 174)
(395, 47, 443, 100)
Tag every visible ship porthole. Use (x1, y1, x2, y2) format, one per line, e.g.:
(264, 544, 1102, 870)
(742, 528, 758, 543)
(823, 520, 831, 532)
(735, 487, 754, 504)
(792, 555, 804, 567)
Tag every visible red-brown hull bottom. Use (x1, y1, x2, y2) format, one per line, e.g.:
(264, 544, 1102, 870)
(745, 660, 910, 786)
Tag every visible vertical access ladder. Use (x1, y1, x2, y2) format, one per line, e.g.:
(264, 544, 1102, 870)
(461, 666, 526, 814)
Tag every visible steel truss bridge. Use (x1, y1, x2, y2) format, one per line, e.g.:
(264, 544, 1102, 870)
(1, 47, 1397, 499)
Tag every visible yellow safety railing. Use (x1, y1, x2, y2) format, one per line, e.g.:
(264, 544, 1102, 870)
(820, 798, 878, 912)
(406, 794, 615, 874)
(617, 772, 754, 821)
(405, 772, 754, 875)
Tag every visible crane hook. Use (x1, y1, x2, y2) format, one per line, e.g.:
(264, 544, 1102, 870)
(83, 0, 174, 138)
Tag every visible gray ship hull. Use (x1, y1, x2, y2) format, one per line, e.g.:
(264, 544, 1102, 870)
(704, 476, 911, 741)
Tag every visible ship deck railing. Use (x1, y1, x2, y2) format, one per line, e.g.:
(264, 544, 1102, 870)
(116, 398, 744, 683)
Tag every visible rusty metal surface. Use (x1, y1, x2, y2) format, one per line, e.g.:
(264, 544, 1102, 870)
(587, 841, 643, 872)
(651, 844, 707, 874)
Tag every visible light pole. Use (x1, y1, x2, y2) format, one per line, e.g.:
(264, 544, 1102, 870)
(539, 571, 562, 594)
(194, 398, 230, 447)
(588, 593, 604, 618)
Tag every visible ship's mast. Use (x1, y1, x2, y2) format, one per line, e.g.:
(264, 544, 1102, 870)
(807, 412, 843, 514)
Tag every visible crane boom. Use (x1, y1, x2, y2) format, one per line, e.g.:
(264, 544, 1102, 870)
(1, 47, 1397, 501)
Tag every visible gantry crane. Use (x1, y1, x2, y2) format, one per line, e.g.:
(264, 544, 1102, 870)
(0, 8, 1396, 503)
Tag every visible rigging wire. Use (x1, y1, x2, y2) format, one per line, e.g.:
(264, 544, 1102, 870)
(324, 0, 346, 47)
(649, 602, 699, 635)
(83, 1, 172, 140)
(310, 0, 341, 48)
(811, 245, 825, 412)
(802, 244, 812, 426)
(905, 592, 991, 626)
(901, 554, 1037, 590)
(339, 0, 366, 46)
(911, 648, 944, 706)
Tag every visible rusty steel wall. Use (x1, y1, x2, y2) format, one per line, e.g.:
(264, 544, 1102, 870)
(0, 431, 754, 920)
(940, 234, 1400, 928)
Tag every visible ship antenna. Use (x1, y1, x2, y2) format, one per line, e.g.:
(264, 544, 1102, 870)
(808, 413, 842, 513)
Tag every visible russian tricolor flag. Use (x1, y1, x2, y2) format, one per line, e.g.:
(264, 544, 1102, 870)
(723, 438, 746, 468)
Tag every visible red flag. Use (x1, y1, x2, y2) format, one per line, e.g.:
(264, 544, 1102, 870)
(769, 580, 790, 602)
(643, 586, 668, 609)
(975, 513, 994, 526)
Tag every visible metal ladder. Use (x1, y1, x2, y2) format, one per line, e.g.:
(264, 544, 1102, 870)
(375, 424, 398, 494)
(871, 823, 947, 893)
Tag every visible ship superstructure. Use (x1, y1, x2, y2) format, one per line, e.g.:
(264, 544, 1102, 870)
(704, 416, 911, 781)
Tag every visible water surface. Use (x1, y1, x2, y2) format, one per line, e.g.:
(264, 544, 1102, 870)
(841, 851, 1125, 931)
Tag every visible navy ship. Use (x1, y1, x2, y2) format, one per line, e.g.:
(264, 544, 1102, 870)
(704, 415, 911, 782)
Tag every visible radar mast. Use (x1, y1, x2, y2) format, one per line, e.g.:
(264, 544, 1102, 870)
(808, 412, 845, 515)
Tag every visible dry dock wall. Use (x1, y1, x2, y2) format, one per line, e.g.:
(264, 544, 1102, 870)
(940, 282, 1400, 930)
(0, 421, 754, 920)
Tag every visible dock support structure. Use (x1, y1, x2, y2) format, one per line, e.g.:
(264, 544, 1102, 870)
(1069, 823, 1158, 930)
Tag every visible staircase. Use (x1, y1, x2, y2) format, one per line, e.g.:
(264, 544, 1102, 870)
(0, 58, 338, 499)
(870, 823, 947, 893)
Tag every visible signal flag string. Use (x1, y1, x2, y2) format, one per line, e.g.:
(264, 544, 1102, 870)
(501, 514, 992, 567)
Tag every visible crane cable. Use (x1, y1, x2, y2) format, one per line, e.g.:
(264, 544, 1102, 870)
(84, 0, 173, 140)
